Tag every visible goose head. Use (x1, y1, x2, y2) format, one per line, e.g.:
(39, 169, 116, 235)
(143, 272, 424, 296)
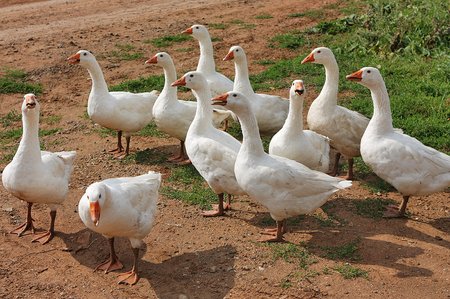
(145, 52, 173, 67)
(21, 93, 40, 116)
(301, 47, 334, 65)
(346, 67, 383, 89)
(290, 80, 306, 99)
(182, 24, 210, 40)
(171, 71, 207, 90)
(85, 182, 107, 226)
(67, 50, 96, 68)
(212, 91, 250, 114)
(223, 45, 246, 62)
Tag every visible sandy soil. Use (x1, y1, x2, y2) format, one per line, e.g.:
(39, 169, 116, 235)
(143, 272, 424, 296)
(0, 0, 449, 298)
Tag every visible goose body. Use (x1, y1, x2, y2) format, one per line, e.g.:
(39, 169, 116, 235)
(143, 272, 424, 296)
(224, 46, 289, 134)
(2, 94, 76, 244)
(269, 80, 330, 172)
(183, 25, 233, 96)
(347, 67, 450, 217)
(172, 71, 245, 216)
(302, 47, 369, 178)
(212, 91, 351, 241)
(78, 171, 161, 285)
(67, 50, 158, 157)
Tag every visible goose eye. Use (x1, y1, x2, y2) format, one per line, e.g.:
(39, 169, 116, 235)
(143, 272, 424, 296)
(367, 70, 371, 74)
(87, 195, 89, 199)
(236, 49, 239, 52)
(83, 52, 87, 56)
(195, 26, 199, 29)
(160, 54, 163, 57)
(317, 50, 321, 53)
(99, 194, 101, 199)
(189, 74, 194, 78)
(233, 94, 237, 97)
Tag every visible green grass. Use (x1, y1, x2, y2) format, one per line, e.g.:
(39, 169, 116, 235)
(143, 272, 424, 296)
(353, 197, 397, 218)
(266, 243, 317, 269)
(255, 14, 273, 19)
(0, 68, 42, 94)
(110, 75, 164, 92)
(121, 148, 168, 165)
(269, 32, 305, 50)
(229, 19, 256, 29)
(109, 43, 143, 61)
(209, 23, 229, 30)
(0, 110, 21, 127)
(138, 121, 168, 138)
(321, 239, 361, 261)
(333, 263, 368, 279)
(146, 34, 192, 48)
(42, 115, 62, 125)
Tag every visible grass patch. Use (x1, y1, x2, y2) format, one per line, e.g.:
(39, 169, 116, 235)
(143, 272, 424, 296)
(266, 243, 317, 269)
(256, 59, 275, 66)
(333, 263, 368, 279)
(209, 23, 229, 30)
(255, 13, 273, 19)
(229, 19, 256, 29)
(269, 32, 305, 50)
(42, 115, 62, 125)
(109, 43, 143, 61)
(353, 197, 397, 219)
(0, 110, 21, 127)
(0, 68, 42, 94)
(121, 148, 168, 165)
(321, 239, 361, 261)
(145, 34, 192, 48)
(110, 75, 164, 93)
(138, 121, 168, 138)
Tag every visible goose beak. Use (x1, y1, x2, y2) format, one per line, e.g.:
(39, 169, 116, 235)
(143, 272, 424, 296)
(223, 51, 234, 61)
(346, 70, 363, 82)
(294, 81, 305, 95)
(145, 55, 158, 64)
(25, 95, 37, 109)
(171, 76, 186, 87)
(211, 93, 228, 106)
(67, 53, 81, 64)
(301, 52, 315, 64)
(89, 201, 100, 226)
(183, 27, 193, 34)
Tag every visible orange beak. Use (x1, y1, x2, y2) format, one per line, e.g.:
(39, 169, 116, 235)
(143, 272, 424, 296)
(183, 27, 193, 34)
(211, 93, 229, 106)
(301, 52, 315, 64)
(145, 55, 158, 64)
(89, 201, 100, 226)
(25, 94, 37, 108)
(294, 81, 305, 95)
(171, 76, 186, 87)
(346, 70, 363, 82)
(67, 53, 81, 64)
(223, 51, 234, 61)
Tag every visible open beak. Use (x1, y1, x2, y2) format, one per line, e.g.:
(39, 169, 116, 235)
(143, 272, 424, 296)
(89, 201, 100, 226)
(301, 52, 315, 64)
(211, 93, 228, 106)
(346, 70, 363, 82)
(145, 55, 158, 64)
(223, 51, 234, 61)
(67, 53, 81, 64)
(294, 81, 305, 95)
(171, 76, 186, 87)
(183, 27, 193, 34)
(25, 95, 37, 109)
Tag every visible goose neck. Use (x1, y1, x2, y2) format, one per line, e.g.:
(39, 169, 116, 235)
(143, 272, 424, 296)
(86, 60, 109, 96)
(283, 97, 304, 134)
(317, 58, 339, 106)
(368, 82, 394, 133)
(237, 106, 265, 157)
(234, 57, 254, 95)
(191, 87, 213, 131)
(161, 62, 178, 100)
(197, 36, 216, 75)
(15, 111, 41, 162)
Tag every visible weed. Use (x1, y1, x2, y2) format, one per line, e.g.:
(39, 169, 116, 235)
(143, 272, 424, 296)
(0, 68, 42, 94)
(353, 197, 397, 219)
(0, 110, 21, 127)
(208, 23, 229, 30)
(255, 14, 273, 19)
(255, 59, 275, 66)
(110, 75, 164, 93)
(42, 115, 62, 125)
(266, 243, 317, 269)
(287, 12, 305, 18)
(109, 43, 143, 61)
(146, 34, 192, 48)
(333, 263, 368, 279)
(321, 238, 361, 261)
(139, 121, 168, 138)
(122, 148, 168, 165)
(269, 33, 305, 50)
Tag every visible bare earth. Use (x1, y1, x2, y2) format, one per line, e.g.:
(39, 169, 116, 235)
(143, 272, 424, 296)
(0, 0, 449, 298)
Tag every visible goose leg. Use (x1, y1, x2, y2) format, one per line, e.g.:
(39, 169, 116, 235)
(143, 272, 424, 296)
(260, 220, 286, 242)
(383, 196, 410, 218)
(117, 247, 140, 285)
(169, 140, 190, 164)
(212, 193, 232, 211)
(329, 152, 341, 177)
(116, 136, 131, 159)
(202, 193, 225, 217)
(345, 158, 354, 180)
(32, 210, 56, 244)
(10, 202, 35, 236)
(95, 238, 124, 273)
(109, 131, 124, 153)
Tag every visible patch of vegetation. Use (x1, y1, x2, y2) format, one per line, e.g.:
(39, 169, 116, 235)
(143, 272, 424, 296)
(146, 34, 192, 48)
(353, 197, 397, 219)
(269, 32, 305, 50)
(209, 23, 229, 30)
(42, 115, 62, 125)
(266, 243, 317, 269)
(333, 263, 368, 279)
(110, 75, 164, 93)
(255, 13, 273, 19)
(0, 110, 21, 127)
(122, 148, 168, 165)
(229, 19, 256, 29)
(176, 47, 194, 52)
(256, 59, 275, 66)
(109, 43, 143, 61)
(321, 239, 361, 261)
(138, 121, 168, 138)
(0, 68, 42, 94)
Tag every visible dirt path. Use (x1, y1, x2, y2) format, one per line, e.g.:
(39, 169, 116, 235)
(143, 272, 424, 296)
(0, 0, 449, 298)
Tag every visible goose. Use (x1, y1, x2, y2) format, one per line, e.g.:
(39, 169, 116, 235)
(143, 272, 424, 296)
(145, 52, 234, 161)
(347, 67, 450, 217)
(301, 47, 369, 179)
(183, 24, 233, 96)
(78, 171, 161, 285)
(2, 94, 76, 244)
(67, 50, 158, 158)
(212, 91, 351, 242)
(224, 45, 289, 135)
(171, 71, 246, 216)
(269, 80, 330, 172)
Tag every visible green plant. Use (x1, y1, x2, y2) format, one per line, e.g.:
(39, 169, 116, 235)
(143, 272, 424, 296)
(110, 75, 164, 93)
(109, 43, 143, 61)
(353, 197, 397, 219)
(0, 110, 21, 127)
(42, 115, 62, 125)
(266, 243, 317, 269)
(269, 33, 305, 50)
(255, 14, 273, 19)
(209, 23, 229, 30)
(0, 68, 42, 94)
(321, 239, 361, 261)
(333, 263, 368, 279)
(138, 121, 167, 138)
(146, 34, 192, 48)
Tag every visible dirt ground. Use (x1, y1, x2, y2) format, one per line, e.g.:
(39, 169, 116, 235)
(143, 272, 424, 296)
(0, 0, 449, 298)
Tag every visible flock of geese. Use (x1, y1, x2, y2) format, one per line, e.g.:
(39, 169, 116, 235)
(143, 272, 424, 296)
(2, 24, 450, 285)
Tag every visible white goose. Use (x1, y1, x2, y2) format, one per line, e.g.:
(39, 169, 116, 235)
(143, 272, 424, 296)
(183, 24, 233, 96)
(145, 52, 234, 161)
(302, 47, 369, 179)
(2, 94, 76, 244)
(67, 50, 158, 158)
(78, 171, 161, 285)
(269, 80, 330, 172)
(347, 67, 450, 217)
(224, 45, 289, 135)
(212, 91, 351, 242)
(172, 71, 246, 216)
